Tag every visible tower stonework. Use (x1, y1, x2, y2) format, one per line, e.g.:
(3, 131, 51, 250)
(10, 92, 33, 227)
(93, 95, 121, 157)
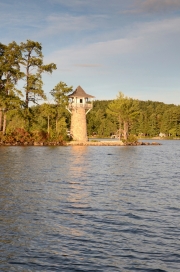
(67, 86, 94, 142)
(71, 107, 87, 141)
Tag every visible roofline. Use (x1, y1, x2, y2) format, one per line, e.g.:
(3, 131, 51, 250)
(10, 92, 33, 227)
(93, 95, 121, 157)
(68, 85, 95, 98)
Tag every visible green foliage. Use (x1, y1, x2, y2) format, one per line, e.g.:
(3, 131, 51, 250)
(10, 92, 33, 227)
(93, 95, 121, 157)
(121, 134, 138, 144)
(0, 41, 23, 95)
(87, 100, 116, 137)
(0, 41, 23, 111)
(50, 81, 73, 105)
(5, 110, 25, 134)
(107, 92, 140, 140)
(20, 40, 57, 108)
(0, 39, 57, 135)
(87, 97, 180, 139)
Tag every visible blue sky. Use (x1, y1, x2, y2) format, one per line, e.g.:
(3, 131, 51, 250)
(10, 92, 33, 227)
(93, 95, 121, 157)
(1, 0, 180, 104)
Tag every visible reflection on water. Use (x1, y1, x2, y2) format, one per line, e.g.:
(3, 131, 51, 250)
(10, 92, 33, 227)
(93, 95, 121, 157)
(0, 141, 180, 271)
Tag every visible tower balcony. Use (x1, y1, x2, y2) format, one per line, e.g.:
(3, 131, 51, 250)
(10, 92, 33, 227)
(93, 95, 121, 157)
(67, 102, 93, 110)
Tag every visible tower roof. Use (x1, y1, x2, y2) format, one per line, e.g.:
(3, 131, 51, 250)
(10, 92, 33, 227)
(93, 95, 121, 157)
(68, 86, 95, 98)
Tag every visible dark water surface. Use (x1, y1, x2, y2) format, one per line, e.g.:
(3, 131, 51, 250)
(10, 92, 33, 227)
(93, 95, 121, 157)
(0, 140, 180, 272)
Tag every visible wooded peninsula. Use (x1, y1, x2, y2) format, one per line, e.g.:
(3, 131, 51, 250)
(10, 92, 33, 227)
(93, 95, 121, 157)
(0, 40, 180, 145)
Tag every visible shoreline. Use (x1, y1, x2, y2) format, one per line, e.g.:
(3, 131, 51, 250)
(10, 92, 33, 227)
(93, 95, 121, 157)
(66, 141, 161, 146)
(0, 140, 161, 146)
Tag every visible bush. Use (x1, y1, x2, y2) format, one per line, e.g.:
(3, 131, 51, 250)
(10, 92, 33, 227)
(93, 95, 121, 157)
(122, 134, 138, 144)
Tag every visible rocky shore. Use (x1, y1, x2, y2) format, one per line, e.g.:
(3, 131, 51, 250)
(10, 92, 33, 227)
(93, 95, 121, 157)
(0, 141, 64, 146)
(0, 140, 161, 146)
(66, 140, 161, 146)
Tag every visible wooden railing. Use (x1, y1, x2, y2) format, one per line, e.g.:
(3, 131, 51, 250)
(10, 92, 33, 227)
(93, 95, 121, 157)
(67, 103, 93, 110)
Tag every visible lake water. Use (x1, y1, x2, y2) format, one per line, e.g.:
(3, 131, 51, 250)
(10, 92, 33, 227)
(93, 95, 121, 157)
(0, 140, 180, 272)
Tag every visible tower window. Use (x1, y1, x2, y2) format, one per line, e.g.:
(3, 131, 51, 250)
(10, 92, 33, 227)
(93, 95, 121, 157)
(80, 99, 83, 103)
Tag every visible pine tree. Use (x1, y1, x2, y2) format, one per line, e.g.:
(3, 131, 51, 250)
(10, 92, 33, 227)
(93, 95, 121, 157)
(108, 92, 140, 140)
(0, 41, 23, 134)
(50, 81, 73, 133)
(20, 40, 56, 108)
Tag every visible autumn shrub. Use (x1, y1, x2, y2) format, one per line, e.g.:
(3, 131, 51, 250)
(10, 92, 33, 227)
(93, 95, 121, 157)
(12, 128, 32, 142)
(31, 130, 48, 142)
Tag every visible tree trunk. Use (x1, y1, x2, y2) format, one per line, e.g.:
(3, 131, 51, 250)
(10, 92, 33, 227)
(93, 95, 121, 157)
(47, 115, 50, 137)
(56, 118, 58, 132)
(26, 67, 29, 108)
(0, 108, 2, 131)
(3, 112, 7, 135)
(118, 114, 121, 140)
(25, 79, 29, 108)
(123, 121, 128, 140)
(26, 91, 29, 108)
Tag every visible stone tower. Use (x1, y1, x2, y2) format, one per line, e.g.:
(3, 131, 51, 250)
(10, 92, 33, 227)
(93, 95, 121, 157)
(66, 86, 95, 142)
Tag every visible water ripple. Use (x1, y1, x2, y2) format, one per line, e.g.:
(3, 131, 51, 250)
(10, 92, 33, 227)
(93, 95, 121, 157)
(0, 141, 180, 271)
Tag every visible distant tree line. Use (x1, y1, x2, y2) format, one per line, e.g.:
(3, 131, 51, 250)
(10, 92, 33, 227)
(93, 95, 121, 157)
(87, 94, 180, 139)
(1, 40, 180, 143)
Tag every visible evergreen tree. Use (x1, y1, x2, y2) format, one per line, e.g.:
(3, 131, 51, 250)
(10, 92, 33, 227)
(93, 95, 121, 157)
(20, 40, 56, 108)
(50, 81, 73, 133)
(108, 92, 140, 140)
(0, 41, 23, 134)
